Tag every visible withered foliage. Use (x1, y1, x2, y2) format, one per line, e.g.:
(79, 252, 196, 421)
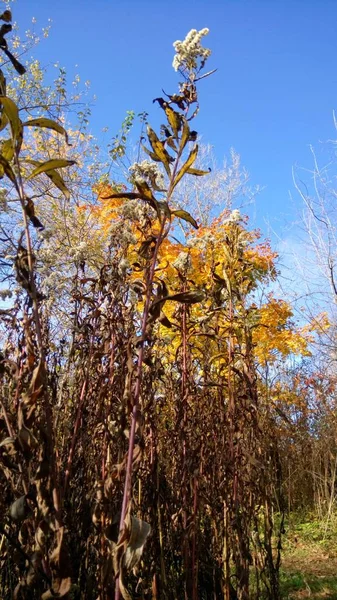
(0, 17, 286, 600)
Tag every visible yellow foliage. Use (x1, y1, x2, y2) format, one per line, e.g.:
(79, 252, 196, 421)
(253, 297, 310, 363)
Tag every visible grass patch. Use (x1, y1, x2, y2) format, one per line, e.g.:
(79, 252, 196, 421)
(280, 513, 337, 598)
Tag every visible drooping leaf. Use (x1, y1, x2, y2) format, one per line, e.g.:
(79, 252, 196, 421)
(151, 289, 205, 311)
(23, 159, 71, 198)
(27, 159, 76, 180)
(0, 96, 23, 153)
(1, 138, 13, 161)
(0, 111, 8, 132)
(147, 125, 173, 176)
(158, 313, 172, 328)
(23, 118, 71, 145)
(173, 145, 198, 190)
(149, 298, 166, 321)
(141, 143, 161, 162)
(102, 192, 145, 201)
(44, 169, 71, 199)
(134, 180, 156, 202)
(0, 154, 16, 183)
(166, 289, 205, 304)
(103, 188, 161, 217)
(112, 511, 151, 600)
(9, 495, 31, 522)
(1, 47, 26, 75)
(180, 119, 190, 150)
(24, 198, 44, 229)
(124, 516, 151, 570)
(166, 136, 178, 153)
(187, 167, 211, 176)
(164, 105, 182, 138)
(171, 209, 198, 229)
(138, 237, 157, 259)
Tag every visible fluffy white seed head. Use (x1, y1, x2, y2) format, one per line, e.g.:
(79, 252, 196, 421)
(172, 28, 211, 73)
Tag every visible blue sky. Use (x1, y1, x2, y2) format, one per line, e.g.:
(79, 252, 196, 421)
(12, 0, 337, 241)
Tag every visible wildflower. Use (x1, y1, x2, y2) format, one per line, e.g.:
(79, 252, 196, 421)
(228, 209, 241, 223)
(120, 199, 156, 227)
(172, 28, 211, 73)
(129, 160, 165, 189)
(173, 252, 192, 273)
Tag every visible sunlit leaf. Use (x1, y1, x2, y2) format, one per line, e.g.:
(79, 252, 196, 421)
(27, 159, 76, 180)
(172, 145, 198, 190)
(23, 117, 71, 145)
(147, 125, 173, 176)
(171, 209, 198, 229)
(180, 119, 190, 150)
(164, 105, 182, 138)
(187, 167, 211, 176)
(141, 143, 161, 162)
(24, 159, 71, 198)
(0, 154, 16, 183)
(0, 96, 23, 153)
(1, 138, 13, 161)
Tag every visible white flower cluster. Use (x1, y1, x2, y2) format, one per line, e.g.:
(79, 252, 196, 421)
(68, 241, 88, 262)
(172, 28, 211, 73)
(225, 209, 241, 223)
(108, 221, 137, 246)
(129, 160, 165, 189)
(120, 199, 156, 228)
(187, 230, 216, 251)
(173, 251, 192, 273)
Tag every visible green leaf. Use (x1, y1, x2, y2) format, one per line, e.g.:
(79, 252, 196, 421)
(0, 96, 23, 153)
(23, 118, 71, 145)
(173, 145, 199, 190)
(27, 159, 76, 180)
(171, 209, 198, 229)
(187, 167, 211, 176)
(147, 125, 172, 176)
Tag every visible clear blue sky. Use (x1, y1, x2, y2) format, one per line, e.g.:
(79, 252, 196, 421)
(12, 0, 337, 239)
